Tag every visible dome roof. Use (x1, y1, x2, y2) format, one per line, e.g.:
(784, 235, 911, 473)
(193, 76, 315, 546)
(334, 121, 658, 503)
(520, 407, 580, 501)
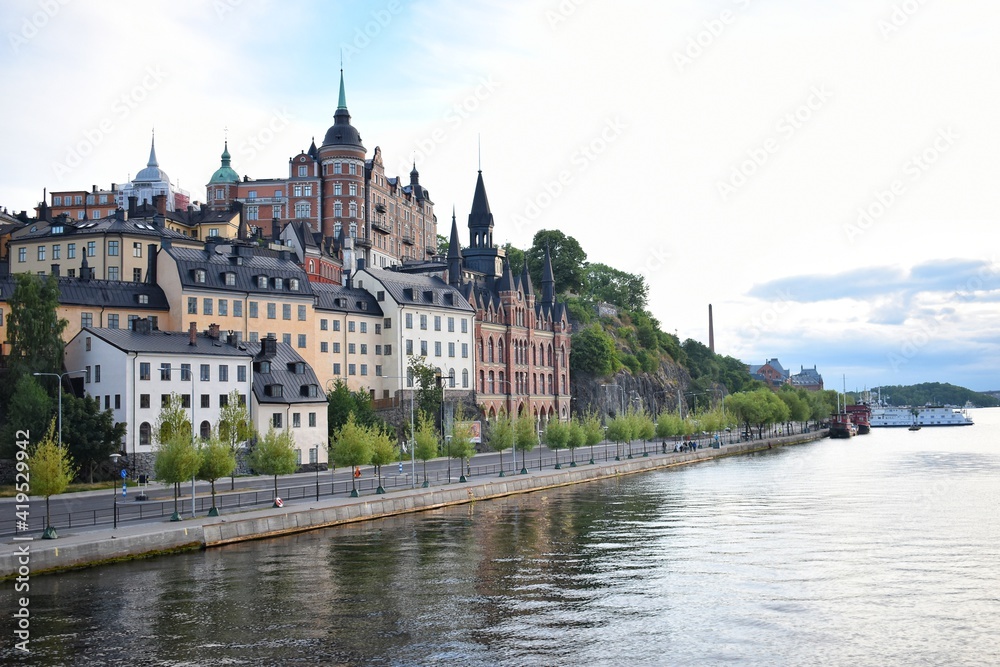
(208, 140, 240, 184)
(134, 136, 169, 183)
(321, 70, 364, 151)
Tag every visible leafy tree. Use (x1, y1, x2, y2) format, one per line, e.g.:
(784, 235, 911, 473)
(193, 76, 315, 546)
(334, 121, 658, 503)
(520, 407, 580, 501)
(331, 413, 375, 495)
(408, 357, 443, 429)
(566, 419, 586, 466)
(153, 394, 199, 520)
(62, 391, 126, 483)
(327, 379, 384, 432)
(437, 233, 449, 255)
(28, 420, 76, 538)
(198, 434, 237, 515)
(449, 417, 476, 482)
(503, 243, 526, 276)
(525, 229, 587, 295)
(0, 374, 52, 458)
(369, 427, 398, 493)
(4, 273, 67, 396)
(656, 412, 684, 439)
(486, 411, 514, 476)
(249, 427, 298, 503)
(412, 411, 439, 486)
(586, 263, 648, 312)
(605, 413, 633, 459)
(725, 389, 790, 440)
(570, 325, 620, 377)
(635, 411, 656, 454)
(513, 413, 537, 473)
(778, 387, 811, 429)
(542, 419, 569, 468)
(582, 411, 604, 463)
(217, 390, 255, 490)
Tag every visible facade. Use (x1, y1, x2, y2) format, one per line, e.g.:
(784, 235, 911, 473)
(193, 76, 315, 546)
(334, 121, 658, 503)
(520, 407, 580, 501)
(789, 365, 824, 391)
(49, 185, 119, 221)
(115, 135, 191, 213)
(748, 358, 790, 389)
(311, 280, 384, 394)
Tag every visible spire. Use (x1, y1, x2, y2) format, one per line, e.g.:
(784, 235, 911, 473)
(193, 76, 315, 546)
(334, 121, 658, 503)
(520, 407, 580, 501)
(337, 68, 347, 111)
(147, 131, 158, 168)
(521, 261, 535, 297)
(447, 207, 463, 287)
(410, 161, 419, 184)
(541, 243, 555, 306)
(467, 170, 494, 248)
(220, 140, 231, 165)
(497, 258, 513, 293)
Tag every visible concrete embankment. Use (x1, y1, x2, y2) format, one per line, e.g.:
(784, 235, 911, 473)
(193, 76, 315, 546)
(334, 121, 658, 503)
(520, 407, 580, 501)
(0, 430, 825, 578)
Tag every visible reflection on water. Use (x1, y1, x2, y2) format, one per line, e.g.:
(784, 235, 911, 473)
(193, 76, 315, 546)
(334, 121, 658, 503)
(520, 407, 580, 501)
(3, 411, 1000, 666)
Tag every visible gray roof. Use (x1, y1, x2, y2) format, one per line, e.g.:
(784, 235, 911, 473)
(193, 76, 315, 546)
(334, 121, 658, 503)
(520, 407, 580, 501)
(76, 327, 253, 357)
(311, 281, 382, 316)
(0, 275, 168, 310)
(242, 339, 325, 405)
(164, 243, 313, 297)
(10, 213, 194, 242)
(359, 266, 474, 313)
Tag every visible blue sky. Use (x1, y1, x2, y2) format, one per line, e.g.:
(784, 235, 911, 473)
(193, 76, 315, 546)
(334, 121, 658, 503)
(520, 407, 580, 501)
(2, 0, 999, 391)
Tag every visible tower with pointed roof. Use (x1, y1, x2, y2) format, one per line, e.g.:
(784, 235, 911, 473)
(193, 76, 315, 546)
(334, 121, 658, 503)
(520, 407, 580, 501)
(461, 170, 503, 278)
(117, 132, 190, 212)
(318, 69, 366, 247)
(206, 139, 240, 211)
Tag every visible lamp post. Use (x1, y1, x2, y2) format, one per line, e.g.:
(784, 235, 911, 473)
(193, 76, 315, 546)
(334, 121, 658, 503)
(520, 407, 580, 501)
(33, 369, 86, 448)
(110, 452, 121, 529)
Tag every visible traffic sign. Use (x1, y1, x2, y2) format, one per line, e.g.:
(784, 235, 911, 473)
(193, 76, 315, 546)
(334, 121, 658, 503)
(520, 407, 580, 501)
(121, 469, 127, 479)
(122, 485, 127, 497)
(398, 462, 403, 473)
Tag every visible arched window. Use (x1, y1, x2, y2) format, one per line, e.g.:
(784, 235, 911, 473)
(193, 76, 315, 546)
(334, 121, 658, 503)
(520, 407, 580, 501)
(489, 371, 495, 394)
(200, 420, 211, 439)
(549, 373, 554, 394)
(498, 371, 505, 392)
(498, 339, 505, 363)
(532, 345, 537, 366)
(533, 374, 537, 395)
(462, 369, 469, 389)
(488, 338, 494, 363)
(478, 338, 484, 362)
(548, 344, 554, 366)
(561, 345, 567, 367)
(448, 368, 456, 388)
(479, 370, 485, 393)
(139, 422, 151, 447)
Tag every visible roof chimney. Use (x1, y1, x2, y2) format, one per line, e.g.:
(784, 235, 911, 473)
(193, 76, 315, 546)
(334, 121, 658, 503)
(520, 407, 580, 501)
(153, 194, 167, 215)
(146, 243, 157, 283)
(188, 321, 198, 346)
(128, 196, 138, 216)
(208, 323, 221, 340)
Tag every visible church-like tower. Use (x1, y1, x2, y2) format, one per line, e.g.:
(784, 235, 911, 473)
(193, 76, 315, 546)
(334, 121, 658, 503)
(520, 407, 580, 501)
(206, 139, 240, 211)
(318, 69, 366, 244)
(461, 170, 503, 278)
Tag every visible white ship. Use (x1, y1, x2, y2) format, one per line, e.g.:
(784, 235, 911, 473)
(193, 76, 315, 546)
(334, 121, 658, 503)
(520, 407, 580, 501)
(870, 405, 974, 427)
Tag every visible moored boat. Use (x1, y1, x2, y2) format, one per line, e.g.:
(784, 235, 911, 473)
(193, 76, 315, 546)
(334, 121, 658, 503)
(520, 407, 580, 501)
(870, 405, 974, 427)
(829, 412, 857, 438)
(845, 403, 871, 435)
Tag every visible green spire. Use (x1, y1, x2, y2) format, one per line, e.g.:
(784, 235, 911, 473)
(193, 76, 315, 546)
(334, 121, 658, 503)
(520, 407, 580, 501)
(337, 69, 347, 110)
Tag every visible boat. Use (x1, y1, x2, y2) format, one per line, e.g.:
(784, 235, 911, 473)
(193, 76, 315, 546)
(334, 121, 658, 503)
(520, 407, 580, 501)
(870, 405, 974, 427)
(828, 412, 857, 438)
(845, 403, 871, 435)
(908, 425, 921, 431)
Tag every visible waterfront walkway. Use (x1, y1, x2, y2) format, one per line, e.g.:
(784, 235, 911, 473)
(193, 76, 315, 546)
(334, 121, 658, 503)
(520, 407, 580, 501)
(0, 430, 825, 578)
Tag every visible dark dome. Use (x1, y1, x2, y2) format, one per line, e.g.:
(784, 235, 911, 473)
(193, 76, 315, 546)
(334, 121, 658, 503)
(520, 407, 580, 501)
(322, 109, 364, 150)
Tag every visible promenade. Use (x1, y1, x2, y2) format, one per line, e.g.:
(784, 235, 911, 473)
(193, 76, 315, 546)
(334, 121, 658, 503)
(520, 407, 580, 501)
(0, 430, 825, 579)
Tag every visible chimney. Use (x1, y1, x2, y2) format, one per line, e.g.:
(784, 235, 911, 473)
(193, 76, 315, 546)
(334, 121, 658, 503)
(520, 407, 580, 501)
(277, 249, 288, 261)
(708, 304, 715, 354)
(153, 212, 165, 228)
(115, 208, 127, 221)
(51, 264, 60, 277)
(357, 257, 366, 271)
(146, 243, 157, 283)
(271, 217, 280, 242)
(133, 317, 151, 334)
(153, 194, 167, 215)
(261, 334, 277, 358)
(92, 185, 98, 193)
(208, 323, 221, 340)
(128, 196, 138, 216)
(111, 183, 117, 191)
(188, 321, 198, 346)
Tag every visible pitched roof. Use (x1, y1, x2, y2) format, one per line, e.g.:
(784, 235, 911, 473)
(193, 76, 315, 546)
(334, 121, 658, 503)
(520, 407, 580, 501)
(359, 267, 474, 313)
(0, 275, 168, 310)
(76, 327, 252, 357)
(311, 281, 383, 316)
(242, 338, 326, 405)
(164, 243, 313, 297)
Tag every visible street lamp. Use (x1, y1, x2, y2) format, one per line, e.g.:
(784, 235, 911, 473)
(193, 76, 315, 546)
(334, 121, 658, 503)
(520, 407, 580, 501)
(33, 369, 86, 448)
(110, 452, 121, 529)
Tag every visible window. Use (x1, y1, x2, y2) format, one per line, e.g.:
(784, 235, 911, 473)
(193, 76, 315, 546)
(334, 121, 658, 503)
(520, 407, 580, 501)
(282, 333, 291, 345)
(297, 305, 306, 320)
(434, 316, 441, 331)
(297, 334, 306, 348)
(420, 314, 427, 330)
(81, 312, 93, 328)
(298, 165, 307, 177)
(384, 318, 391, 330)
(52, 244, 61, 260)
(272, 413, 282, 428)
(348, 321, 356, 333)
(384, 344, 392, 355)
(237, 365, 247, 382)
(448, 342, 455, 357)
(250, 302, 258, 318)
(139, 422, 151, 446)
(295, 201, 310, 218)
(375, 345, 382, 355)
(258, 276, 268, 289)
(201, 395, 210, 409)
(274, 277, 284, 290)
(161, 394, 170, 408)
(108, 240, 119, 256)
(225, 272, 236, 286)
(219, 394, 229, 408)
(290, 278, 300, 292)
(321, 341, 328, 353)
(349, 183, 357, 196)
(188, 297, 197, 314)
(219, 365, 228, 382)
(53, 196, 62, 205)
(282, 304, 291, 320)
(360, 364, 368, 376)
(140, 362, 150, 380)
(309, 412, 316, 427)
(181, 364, 191, 382)
(203, 298, 213, 315)
(133, 242, 142, 257)
(138, 294, 148, 304)
(375, 324, 381, 335)
(107, 266, 119, 281)
(333, 342, 341, 353)
(333, 320, 341, 332)
(133, 268, 143, 282)
(67, 243, 76, 259)
(108, 314, 119, 329)
(348, 363, 356, 376)
(448, 317, 455, 332)
(140, 394, 150, 409)
(95, 365, 101, 383)
(348, 343, 356, 355)
(160, 364, 171, 381)
(320, 319, 328, 331)
(334, 161, 342, 174)
(17, 248, 25, 263)
(234, 301, 243, 317)
(87, 241, 96, 257)
(462, 343, 469, 358)
(85, 366, 91, 384)
(406, 339, 413, 355)
(462, 369, 469, 388)
(219, 299, 228, 317)
(200, 364, 210, 381)
(333, 363, 341, 375)
(420, 341, 428, 356)
(449, 369, 456, 388)
(37, 246, 46, 261)
(405, 313, 413, 329)
(293, 413, 301, 428)
(267, 303, 276, 319)
(434, 342, 442, 357)
(360, 343, 368, 355)
(461, 319, 468, 333)
(360, 322, 367, 334)
(248, 190, 257, 200)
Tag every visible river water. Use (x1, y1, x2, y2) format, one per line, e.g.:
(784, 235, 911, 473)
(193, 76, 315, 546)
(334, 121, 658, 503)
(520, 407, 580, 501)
(4, 410, 999, 666)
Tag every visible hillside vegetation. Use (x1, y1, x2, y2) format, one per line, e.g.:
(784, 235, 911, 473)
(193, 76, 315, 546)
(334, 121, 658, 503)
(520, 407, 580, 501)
(861, 383, 999, 408)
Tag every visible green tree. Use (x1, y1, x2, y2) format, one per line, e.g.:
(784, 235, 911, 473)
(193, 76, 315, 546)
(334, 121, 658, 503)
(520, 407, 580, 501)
(249, 427, 298, 503)
(586, 263, 649, 312)
(4, 273, 67, 394)
(28, 421, 76, 539)
(570, 325, 620, 377)
(513, 413, 537, 474)
(449, 417, 476, 482)
(605, 413, 633, 459)
(217, 390, 255, 490)
(369, 427, 398, 493)
(525, 230, 587, 295)
(503, 243, 526, 276)
(0, 374, 52, 458)
(408, 357, 443, 429)
(327, 379, 385, 432)
(566, 419, 585, 466)
(582, 411, 604, 463)
(486, 411, 514, 476)
(331, 413, 375, 496)
(635, 411, 656, 455)
(656, 412, 684, 439)
(198, 434, 237, 516)
(437, 233, 449, 255)
(412, 411, 439, 487)
(62, 391, 126, 483)
(153, 394, 199, 520)
(542, 419, 569, 468)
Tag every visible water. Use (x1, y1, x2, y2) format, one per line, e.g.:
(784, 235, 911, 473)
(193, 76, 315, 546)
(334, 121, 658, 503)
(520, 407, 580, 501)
(4, 410, 999, 666)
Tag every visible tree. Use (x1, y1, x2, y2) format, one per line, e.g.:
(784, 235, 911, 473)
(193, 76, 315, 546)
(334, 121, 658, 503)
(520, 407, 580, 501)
(153, 394, 200, 521)
(217, 390, 255, 490)
(28, 420, 76, 539)
(249, 427, 298, 504)
(412, 411, 439, 487)
(566, 419, 585, 466)
(542, 419, 569, 468)
(61, 391, 126, 483)
(3, 273, 67, 395)
(570, 325, 620, 377)
(437, 233, 449, 255)
(449, 418, 476, 482)
(369, 427, 398, 493)
(331, 413, 375, 496)
(635, 411, 656, 454)
(198, 434, 237, 516)
(486, 411, 514, 476)
(327, 380, 385, 433)
(586, 263, 648, 313)
(409, 357, 443, 428)
(525, 230, 587, 295)
(0, 374, 52, 458)
(656, 412, 684, 440)
(582, 412, 604, 463)
(503, 243, 526, 276)
(605, 413, 632, 460)
(513, 413, 537, 474)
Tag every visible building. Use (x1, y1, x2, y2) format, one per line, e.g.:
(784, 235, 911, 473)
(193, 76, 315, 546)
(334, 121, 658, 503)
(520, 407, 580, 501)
(311, 280, 384, 394)
(115, 134, 191, 213)
(748, 358, 790, 389)
(789, 365, 824, 391)
(48, 185, 119, 221)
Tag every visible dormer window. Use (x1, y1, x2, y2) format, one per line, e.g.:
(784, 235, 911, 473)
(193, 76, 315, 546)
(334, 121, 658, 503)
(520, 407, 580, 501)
(257, 360, 271, 374)
(301, 384, 319, 397)
(257, 276, 267, 289)
(194, 269, 206, 283)
(264, 383, 283, 397)
(274, 277, 283, 290)
(289, 362, 305, 374)
(137, 294, 149, 304)
(224, 272, 236, 286)
(289, 278, 299, 291)
(51, 225, 64, 235)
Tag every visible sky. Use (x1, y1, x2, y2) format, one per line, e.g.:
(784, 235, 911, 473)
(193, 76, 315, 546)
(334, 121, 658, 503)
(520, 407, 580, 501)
(2, 0, 999, 392)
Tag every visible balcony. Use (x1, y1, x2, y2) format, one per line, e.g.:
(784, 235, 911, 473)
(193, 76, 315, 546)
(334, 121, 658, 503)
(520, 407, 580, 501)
(371, 218, 391, 233)
(401, 233, 415, 245)
(354, 234, 372, 248)
(237, 196, 286, 205)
